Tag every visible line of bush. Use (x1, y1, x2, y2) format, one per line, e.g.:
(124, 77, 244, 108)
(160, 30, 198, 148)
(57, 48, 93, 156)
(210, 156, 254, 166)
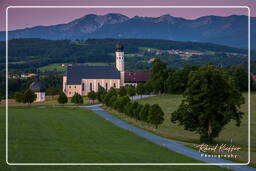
(93, 86, 164, 129)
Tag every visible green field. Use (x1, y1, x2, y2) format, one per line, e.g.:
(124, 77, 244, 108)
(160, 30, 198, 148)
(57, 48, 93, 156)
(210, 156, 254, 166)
(0, 107, 227, 170)
(135, 93, 255, 164)
(0, 96, 98, 107)
(39, 62, 113, 72)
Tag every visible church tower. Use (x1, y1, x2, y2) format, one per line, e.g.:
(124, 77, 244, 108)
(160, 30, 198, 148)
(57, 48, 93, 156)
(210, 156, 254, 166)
(115, 43, 124, 72)
(115, 43, 125, 86)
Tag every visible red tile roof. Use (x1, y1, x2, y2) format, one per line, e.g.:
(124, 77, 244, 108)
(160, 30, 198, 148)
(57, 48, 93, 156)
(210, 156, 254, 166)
(125, 72, 150, 83)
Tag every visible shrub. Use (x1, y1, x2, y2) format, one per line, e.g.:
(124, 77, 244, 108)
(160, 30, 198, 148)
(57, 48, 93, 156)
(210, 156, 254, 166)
(136, 83, 145, 97)
(23, 89, 37, 104)
(103, 92, 116, 106)
(58, 92, 68, 104)
(124, 102, 131, 116)
(148, 104, 164, 129)
(109, 95, 117, 108)
(71, 93, 83, 104)
(87, 91, 97, 104)
(114, 96, 130, 113)
(130, 101, 139, 118)
(14, 92, 24, 103)
(118, 86, 127, 96)
(127, 85, 136, 99)
(135, 104, 144, 120)
(96, 85, 107, 102)
(139, 104, 150, 122)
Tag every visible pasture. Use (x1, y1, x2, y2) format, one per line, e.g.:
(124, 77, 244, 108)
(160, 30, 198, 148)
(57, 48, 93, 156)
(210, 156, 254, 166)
(0, 107, 226, 170)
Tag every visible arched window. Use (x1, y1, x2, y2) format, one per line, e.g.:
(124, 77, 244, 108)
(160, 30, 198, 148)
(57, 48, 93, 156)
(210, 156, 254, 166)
(90, 83, 92, 91)
(82, 83, 85, 91)
(105, 83, 108, 90)
(98, 83, 100, 90)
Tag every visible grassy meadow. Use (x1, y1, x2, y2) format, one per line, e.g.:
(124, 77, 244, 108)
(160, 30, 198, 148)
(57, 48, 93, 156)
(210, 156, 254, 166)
(0, 95, 98, 107)
(135, 93, 254, 164)
(104, 92, 254, 165)
(39, 62, 113, 72)
(0, 107, 227, 171)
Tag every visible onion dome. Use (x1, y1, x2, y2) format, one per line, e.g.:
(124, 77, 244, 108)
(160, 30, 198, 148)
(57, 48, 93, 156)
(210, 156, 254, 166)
(29, 81, 46, 92)
(116, 42, 124, 52)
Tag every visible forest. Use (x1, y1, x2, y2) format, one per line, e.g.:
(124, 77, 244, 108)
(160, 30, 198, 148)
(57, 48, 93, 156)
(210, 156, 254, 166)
(0, 38, 254, 72)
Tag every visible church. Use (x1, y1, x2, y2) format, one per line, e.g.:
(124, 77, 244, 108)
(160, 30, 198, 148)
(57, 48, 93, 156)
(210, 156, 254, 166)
(63, 43, 150, 97)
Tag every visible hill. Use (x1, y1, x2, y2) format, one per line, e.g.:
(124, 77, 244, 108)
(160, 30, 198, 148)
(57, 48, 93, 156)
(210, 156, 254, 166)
(1, 13, 255, 49)
(0, 38, 251, 72)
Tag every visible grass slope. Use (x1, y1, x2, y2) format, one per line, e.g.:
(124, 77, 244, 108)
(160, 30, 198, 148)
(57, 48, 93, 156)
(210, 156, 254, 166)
(135, 93, 255, 164)
(0, 107, 226, 170)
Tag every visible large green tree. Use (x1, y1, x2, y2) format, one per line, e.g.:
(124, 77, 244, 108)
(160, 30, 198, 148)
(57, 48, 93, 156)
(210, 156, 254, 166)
(166, 65, 198, 94)
(171, 65, 244, 143)
(227, 66, 248, 91)
(150, 59, 169, 94)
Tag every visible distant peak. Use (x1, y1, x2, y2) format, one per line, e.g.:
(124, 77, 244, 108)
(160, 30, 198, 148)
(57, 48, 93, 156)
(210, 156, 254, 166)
(104, 13, 129, 18)
(159, 14, 173, 17)
(82, 14, 98, 18)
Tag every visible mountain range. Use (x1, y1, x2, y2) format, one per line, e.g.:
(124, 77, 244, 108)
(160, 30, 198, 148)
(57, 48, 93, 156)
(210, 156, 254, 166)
(1, 13, 255, 49)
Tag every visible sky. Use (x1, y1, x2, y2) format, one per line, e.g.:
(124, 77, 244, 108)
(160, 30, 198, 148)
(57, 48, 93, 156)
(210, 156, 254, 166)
(0, 0, 255, 31)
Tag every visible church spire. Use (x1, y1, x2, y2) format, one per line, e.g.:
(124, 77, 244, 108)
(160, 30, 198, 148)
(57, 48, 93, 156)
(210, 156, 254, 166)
(115, 42, 124, 72)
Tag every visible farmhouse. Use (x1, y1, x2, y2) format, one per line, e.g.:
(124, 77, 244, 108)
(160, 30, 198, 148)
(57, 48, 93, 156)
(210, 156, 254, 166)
(63, 43, 150, 97)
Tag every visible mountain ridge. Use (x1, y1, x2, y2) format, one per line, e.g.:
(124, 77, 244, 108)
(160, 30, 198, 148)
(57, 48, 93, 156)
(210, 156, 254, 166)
(1, 13, 255, 49)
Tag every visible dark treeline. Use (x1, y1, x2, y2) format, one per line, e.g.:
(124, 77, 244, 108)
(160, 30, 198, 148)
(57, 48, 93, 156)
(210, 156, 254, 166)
(0, 70, 62, 98)
(90, 86, 164, 129)
(143, 59, 254, 95)
(1, 60, 254, 99)
(0, 38, 253, 71)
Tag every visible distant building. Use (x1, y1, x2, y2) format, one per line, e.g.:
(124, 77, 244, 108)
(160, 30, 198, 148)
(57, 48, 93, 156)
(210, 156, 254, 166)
(63, 43, 150, 97)
(124, 72, 150, 86)
(252, 75, 256, 81)
(8, 74, 20, 79)
(29, 77, 46, 102)
(149, 57, 157, 62)
(21, 73, 37, 78)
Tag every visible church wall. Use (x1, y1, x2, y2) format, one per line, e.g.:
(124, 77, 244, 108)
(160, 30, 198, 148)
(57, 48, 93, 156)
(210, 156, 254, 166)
(35, 92, 45, 102)
(80, 79, 120, 96)
(66, 84, 82, 97)
(65, 79, 120, 97)
(63, 76, 67, 93)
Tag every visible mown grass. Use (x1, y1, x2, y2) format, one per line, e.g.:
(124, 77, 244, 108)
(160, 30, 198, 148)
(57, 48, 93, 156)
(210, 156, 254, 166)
(0, 107, 227, 170)
(39, 62, 113, 72)
(0, 95, 98, 107)
(134, 93, 255, 164)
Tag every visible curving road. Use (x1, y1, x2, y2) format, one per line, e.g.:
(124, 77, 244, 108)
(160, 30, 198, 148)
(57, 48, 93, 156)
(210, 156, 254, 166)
(82, 103, 254, 171)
